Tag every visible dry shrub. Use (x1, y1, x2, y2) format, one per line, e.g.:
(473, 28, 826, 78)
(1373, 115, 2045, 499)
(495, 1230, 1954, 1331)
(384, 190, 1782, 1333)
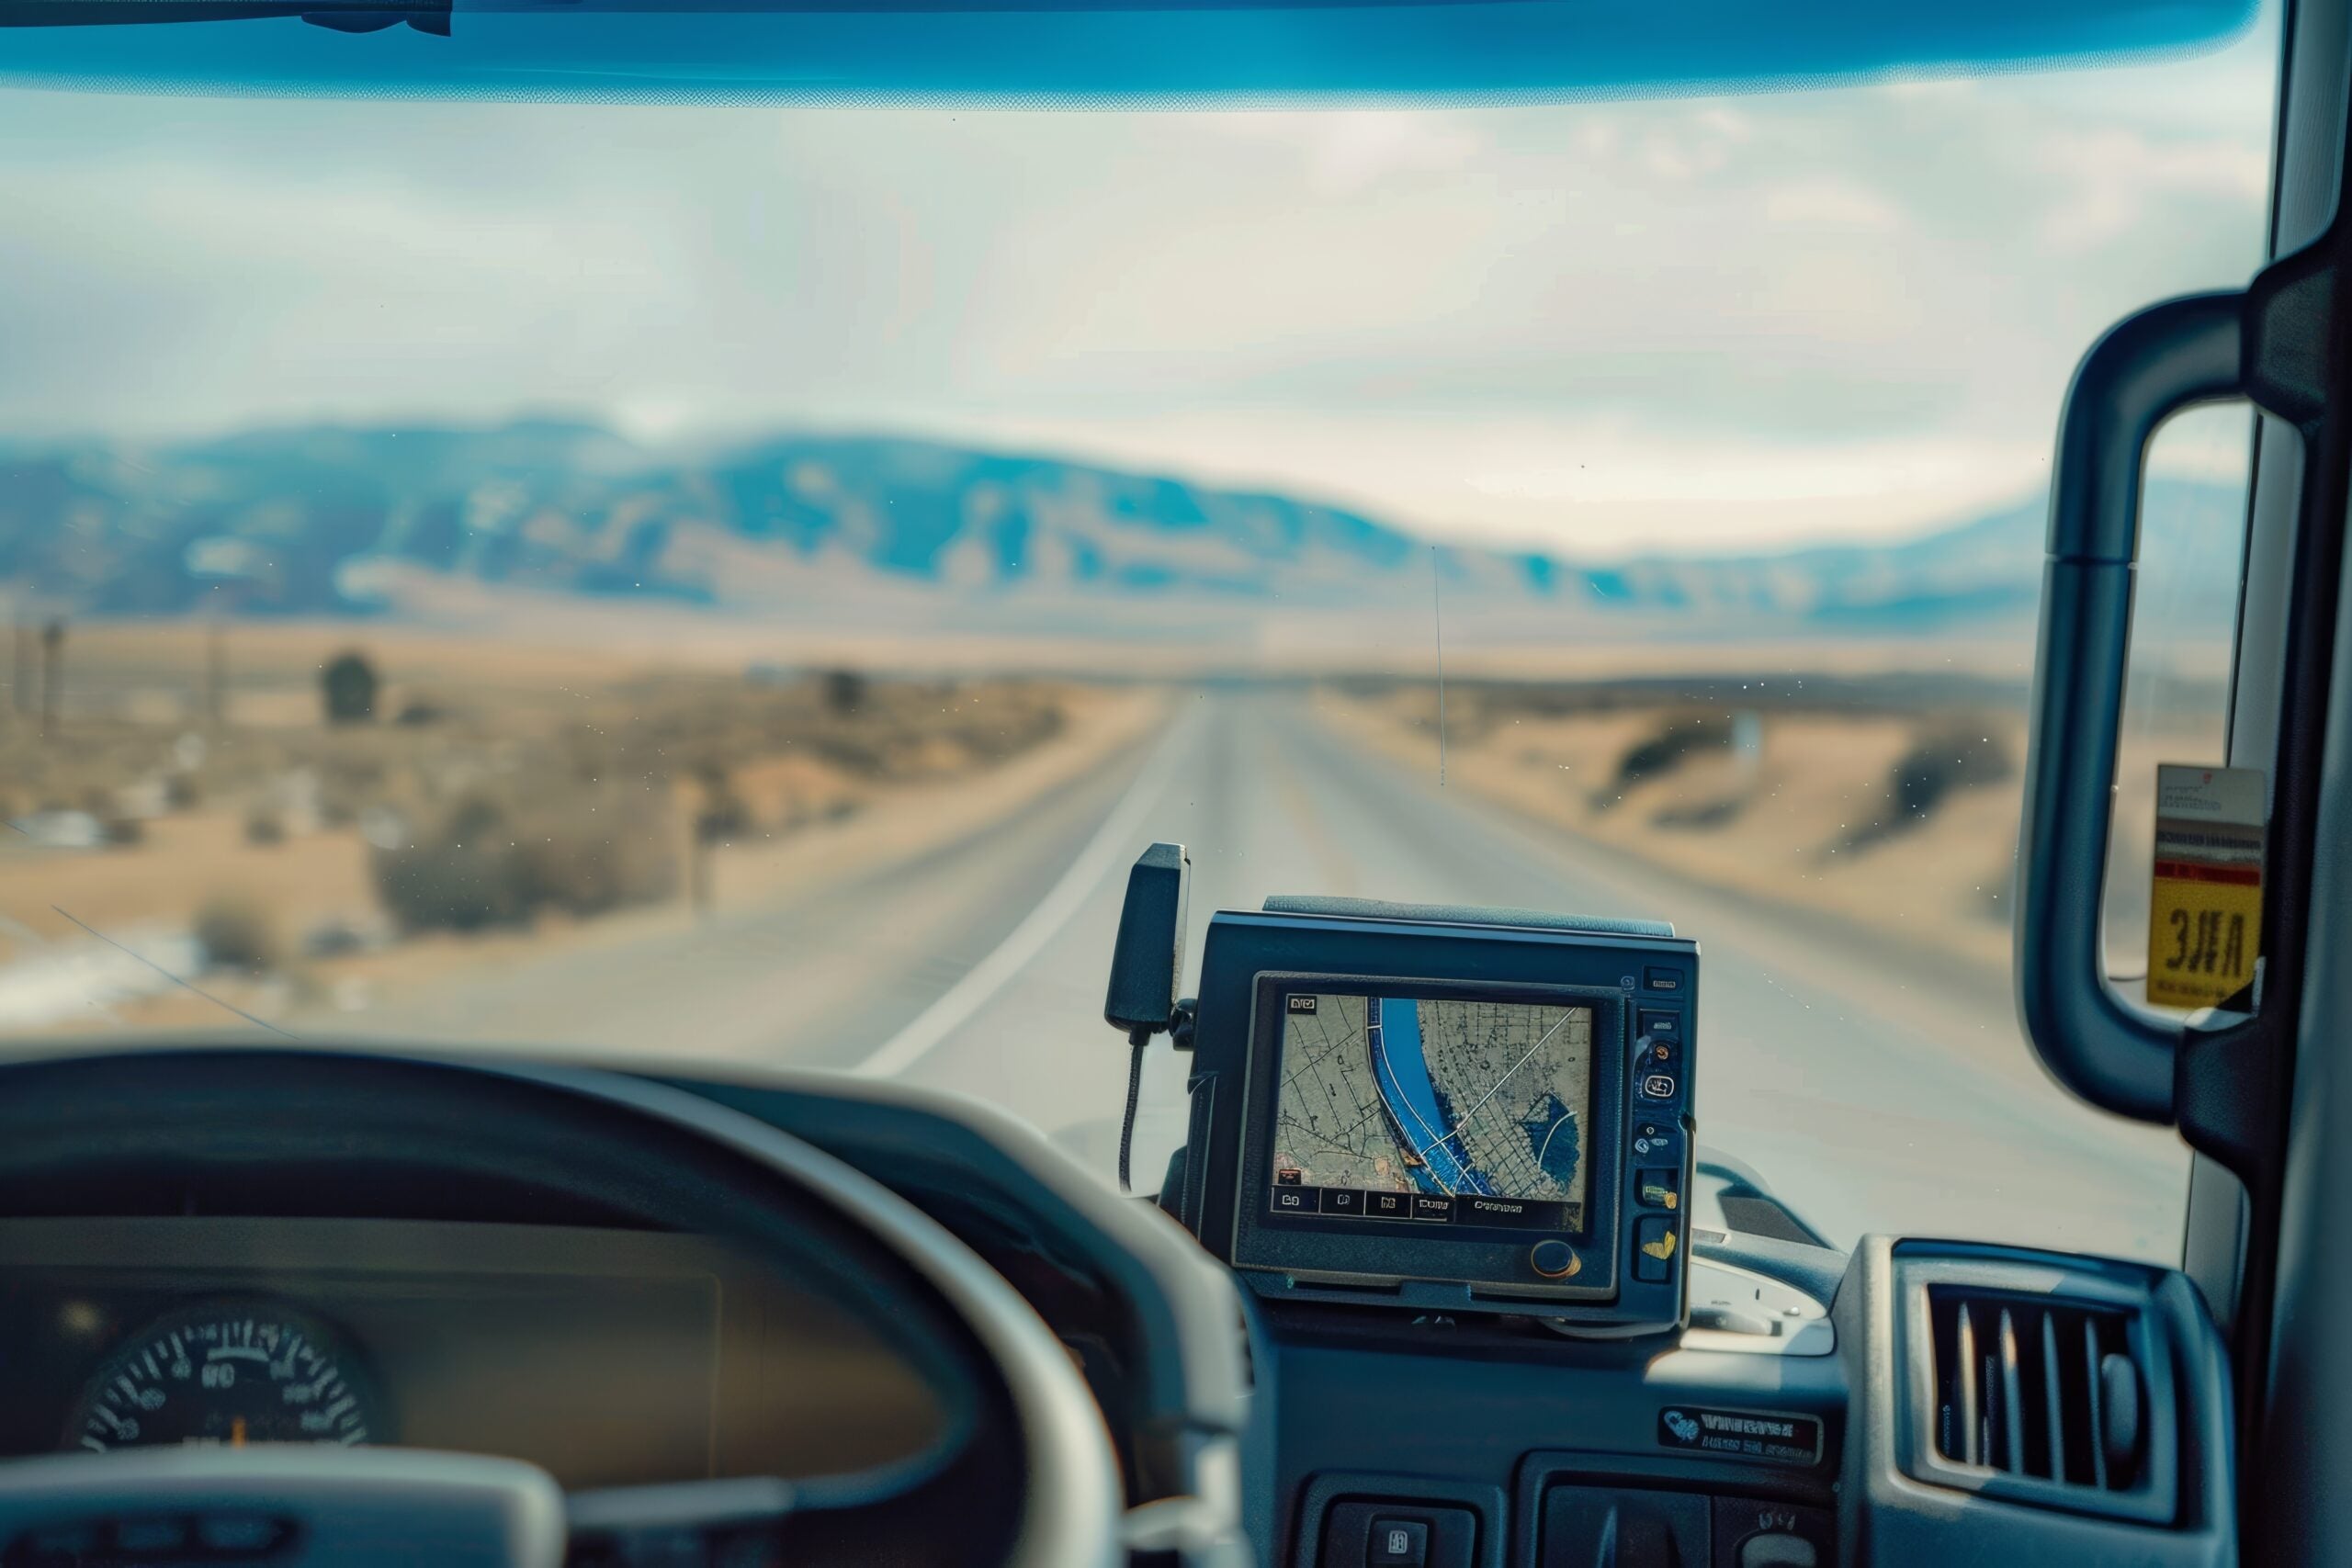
(1840, 726, 2015, 852)
(373, 785, 679, 932)
(194, 893, 278, 973)
(1595, 714, 1732, 807)
(514, 787, 681, 917)
(372, 795, 525, 932)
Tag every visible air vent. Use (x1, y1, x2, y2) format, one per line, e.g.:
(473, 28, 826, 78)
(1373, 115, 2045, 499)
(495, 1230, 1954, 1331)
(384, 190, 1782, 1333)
(1927, 1287, 2144, 1490)
(1896, 1249, 2183, 1526)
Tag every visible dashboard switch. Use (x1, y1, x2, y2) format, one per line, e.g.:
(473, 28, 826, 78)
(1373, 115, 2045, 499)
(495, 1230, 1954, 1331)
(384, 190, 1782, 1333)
(1711, 1498, 1836, 1568)
(1738, 1536, 1817, 1568)
(1319, 1503, 1474, 1568)
(1367, 1518, 1429, 1568)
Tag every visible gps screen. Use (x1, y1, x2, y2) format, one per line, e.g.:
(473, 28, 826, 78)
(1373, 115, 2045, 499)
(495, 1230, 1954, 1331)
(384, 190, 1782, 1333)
(1267, 991, 1594, 1234)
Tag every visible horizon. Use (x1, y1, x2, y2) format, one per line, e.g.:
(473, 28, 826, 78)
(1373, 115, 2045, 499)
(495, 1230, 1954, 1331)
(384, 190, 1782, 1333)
(0, 408, 2251, 569)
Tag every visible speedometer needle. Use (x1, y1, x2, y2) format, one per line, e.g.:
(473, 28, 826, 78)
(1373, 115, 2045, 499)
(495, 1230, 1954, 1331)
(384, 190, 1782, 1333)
(231, 1417, 246, 1448)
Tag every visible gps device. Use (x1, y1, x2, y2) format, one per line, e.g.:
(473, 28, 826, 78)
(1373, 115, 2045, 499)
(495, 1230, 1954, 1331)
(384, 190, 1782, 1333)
(1169, 896, 1696, 1330)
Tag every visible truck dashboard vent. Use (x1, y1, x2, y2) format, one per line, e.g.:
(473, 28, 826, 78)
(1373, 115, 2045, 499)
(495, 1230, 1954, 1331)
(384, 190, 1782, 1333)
(1928, 1288, 2143, 1490)
(1896, 1249, 2184, 1526)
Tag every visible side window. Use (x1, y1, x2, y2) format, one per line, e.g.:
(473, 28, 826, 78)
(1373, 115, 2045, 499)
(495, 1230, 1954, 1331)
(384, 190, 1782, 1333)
(2100, 403, 2260, 1007)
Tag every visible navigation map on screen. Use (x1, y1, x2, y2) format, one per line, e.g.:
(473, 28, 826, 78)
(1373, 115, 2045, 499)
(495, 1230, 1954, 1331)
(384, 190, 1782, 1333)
(1268, 993, 1593, 1231)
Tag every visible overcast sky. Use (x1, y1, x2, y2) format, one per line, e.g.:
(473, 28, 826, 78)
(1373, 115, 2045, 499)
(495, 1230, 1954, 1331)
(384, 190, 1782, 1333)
(0, 10, 2279, 558)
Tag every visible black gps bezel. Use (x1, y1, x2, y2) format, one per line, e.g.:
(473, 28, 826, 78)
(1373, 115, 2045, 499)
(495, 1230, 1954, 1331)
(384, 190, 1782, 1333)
(1232, 971, 1627, 1301)
(1180, 907, 1696, 1326)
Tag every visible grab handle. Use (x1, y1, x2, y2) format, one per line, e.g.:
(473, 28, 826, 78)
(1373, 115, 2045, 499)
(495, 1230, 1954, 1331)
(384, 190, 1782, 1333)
(2016, 290, 2245, 1122)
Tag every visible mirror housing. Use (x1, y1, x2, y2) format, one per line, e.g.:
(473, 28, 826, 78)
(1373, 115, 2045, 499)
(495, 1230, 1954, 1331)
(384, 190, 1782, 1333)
(2018, 232, 2337, 1127)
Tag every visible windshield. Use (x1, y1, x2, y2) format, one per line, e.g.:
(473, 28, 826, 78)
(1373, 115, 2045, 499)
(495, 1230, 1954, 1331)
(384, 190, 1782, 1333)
(0, 17, 2278, 1260)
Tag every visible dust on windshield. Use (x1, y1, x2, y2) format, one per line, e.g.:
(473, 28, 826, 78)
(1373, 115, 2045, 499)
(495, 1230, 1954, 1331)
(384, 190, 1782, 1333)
(0, 18, 2278, 1258)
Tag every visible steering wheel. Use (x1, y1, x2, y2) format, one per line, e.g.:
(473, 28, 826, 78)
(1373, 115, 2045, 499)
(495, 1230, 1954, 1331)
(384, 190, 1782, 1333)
(0, 1049, 1125, 1568)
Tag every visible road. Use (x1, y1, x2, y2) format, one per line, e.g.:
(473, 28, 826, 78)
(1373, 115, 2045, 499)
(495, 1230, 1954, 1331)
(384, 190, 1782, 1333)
(353, 685, 2188, 1263)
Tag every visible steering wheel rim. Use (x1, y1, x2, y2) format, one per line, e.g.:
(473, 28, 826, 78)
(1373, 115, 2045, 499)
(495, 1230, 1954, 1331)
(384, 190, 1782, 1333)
(0, 1048, 1126, 1568)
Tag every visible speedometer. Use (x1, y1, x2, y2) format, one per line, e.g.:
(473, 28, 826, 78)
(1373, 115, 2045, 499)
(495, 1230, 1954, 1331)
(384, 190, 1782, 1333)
(63, 1301, 387, 1453)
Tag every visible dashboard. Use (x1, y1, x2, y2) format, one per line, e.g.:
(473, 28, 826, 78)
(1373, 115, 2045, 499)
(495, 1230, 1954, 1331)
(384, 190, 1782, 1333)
(0, 1218, 955, 1490)
(0, 886, 2245, 1568)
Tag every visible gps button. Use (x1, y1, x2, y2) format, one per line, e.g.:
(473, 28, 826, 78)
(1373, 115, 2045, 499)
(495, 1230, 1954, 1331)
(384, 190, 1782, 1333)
(1634, 1217, 1679, 1282)
(1530, 1239, 1581, 1279)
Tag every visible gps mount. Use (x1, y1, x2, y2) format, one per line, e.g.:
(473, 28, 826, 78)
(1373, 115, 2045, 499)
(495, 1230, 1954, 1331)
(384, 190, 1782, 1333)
(1102, 842, 1193, 1191)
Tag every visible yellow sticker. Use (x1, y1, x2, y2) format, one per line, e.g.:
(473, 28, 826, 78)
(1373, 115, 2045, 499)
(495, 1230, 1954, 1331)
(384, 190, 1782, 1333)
(2147, 764, 2265, 1010)
(1640, 1230, 1678, 1262)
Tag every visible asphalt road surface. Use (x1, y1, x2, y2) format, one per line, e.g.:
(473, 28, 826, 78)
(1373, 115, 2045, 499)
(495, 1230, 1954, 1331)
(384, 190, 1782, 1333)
(354, 685, 2188, 1263)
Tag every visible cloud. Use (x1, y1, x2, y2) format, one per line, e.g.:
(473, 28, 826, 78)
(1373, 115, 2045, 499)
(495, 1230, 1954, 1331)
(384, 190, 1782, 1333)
(2035, 125, 2271, 254)
(0, 2, 2281, 558)
(1204, 109, 1491, 194)
(1761, 178, 1904, 232)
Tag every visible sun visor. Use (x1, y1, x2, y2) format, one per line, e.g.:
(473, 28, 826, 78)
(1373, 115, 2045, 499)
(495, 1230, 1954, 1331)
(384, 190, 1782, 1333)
(0, 0, 2261, 106)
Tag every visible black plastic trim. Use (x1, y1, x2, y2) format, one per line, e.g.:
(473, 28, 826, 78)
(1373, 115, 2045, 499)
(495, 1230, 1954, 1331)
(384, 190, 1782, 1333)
(1512, 1450, 1838, 1568)
(1839, 1236, 2234, 1568)
(2015, 290, 2243, 1123)
(1260, 897, 1673, 940)
(1188, 910, 1697, 1331)
(1892, 1247, 2180, 1524)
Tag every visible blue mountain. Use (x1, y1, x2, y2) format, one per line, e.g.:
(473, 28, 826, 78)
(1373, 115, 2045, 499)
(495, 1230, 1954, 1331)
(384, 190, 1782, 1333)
(0, 419, 2246, 635)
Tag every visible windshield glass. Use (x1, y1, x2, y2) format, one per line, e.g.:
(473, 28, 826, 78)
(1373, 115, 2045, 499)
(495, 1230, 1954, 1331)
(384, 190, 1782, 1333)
(0, 17, 2278, 1259)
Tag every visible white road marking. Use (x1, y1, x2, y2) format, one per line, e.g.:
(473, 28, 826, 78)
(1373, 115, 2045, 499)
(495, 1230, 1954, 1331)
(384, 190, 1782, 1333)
(854, 704, 1202, 1079)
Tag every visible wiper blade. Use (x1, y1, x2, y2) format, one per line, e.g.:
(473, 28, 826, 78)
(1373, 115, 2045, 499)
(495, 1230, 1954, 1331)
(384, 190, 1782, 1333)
(0, 0, 449, 31)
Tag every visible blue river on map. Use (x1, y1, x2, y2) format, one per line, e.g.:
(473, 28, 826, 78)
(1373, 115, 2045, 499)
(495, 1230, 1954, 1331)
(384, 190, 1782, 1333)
(1368, 997, 1496, 1197)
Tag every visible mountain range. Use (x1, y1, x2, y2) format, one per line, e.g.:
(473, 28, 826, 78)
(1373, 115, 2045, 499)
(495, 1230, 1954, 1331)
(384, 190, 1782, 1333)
(0, 419, 2246, 645)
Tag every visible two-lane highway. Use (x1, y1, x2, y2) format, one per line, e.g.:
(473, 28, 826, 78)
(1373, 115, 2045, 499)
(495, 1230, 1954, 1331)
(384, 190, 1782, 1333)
(354, 684, 2188, 1262)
